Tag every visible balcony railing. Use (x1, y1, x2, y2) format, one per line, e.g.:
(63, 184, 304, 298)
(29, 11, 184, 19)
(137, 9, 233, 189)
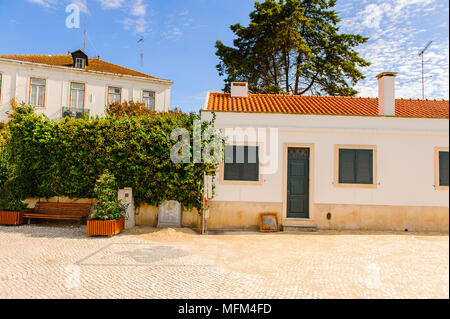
(61, 107, 90, 119)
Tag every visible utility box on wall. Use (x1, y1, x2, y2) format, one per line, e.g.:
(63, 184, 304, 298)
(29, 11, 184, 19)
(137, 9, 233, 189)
(118, 188, 135, 229)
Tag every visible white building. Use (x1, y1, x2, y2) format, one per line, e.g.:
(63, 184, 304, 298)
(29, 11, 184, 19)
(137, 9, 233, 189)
(201, 74, 449, 232)
(0, 50, 173, 121)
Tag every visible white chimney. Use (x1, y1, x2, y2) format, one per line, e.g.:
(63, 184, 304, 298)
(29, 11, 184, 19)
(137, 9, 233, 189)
(376, 72, 397, 116)
(230, 82, 248, 98)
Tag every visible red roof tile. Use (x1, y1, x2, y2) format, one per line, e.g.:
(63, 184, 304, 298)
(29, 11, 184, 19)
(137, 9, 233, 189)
(206, 93, 449, 118)
(0, 54, 170, 82)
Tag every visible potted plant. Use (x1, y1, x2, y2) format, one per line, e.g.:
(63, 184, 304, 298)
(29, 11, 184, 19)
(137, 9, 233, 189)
(0, 186, 28, 226)
(87, 170, 126, 237)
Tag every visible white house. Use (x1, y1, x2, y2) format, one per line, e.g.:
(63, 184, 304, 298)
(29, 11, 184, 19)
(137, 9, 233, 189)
(201, 73, 449, 232)
(0, 50, 173, 121)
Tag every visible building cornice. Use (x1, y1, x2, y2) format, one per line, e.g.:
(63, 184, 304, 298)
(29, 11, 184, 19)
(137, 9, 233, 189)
(0, 58, 173, 87)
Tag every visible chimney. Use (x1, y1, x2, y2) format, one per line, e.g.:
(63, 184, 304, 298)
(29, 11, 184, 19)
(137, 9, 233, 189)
(376, 72, 397, 116)
(230, 82, 248, 98)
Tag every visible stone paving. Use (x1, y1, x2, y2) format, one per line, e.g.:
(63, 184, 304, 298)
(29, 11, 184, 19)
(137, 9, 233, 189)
(0, 223, 448, 299)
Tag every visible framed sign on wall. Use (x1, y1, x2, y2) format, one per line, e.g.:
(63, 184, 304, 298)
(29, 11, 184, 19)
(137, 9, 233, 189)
(259, 213, 279, 232)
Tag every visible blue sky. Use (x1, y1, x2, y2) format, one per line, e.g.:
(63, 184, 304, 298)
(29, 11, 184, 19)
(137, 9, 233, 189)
(0, 0, 448, 113)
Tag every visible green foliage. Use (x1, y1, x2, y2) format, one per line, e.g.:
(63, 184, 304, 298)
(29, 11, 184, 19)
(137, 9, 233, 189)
(0, 166, 7, 188)
(106, 100, 154, 118)
(3, 103, 221, 211)
(215, 0, 370, 96)
(90, 170, 125, 221)
(0, 169, 28, 212)
(0, 143, 7, 187)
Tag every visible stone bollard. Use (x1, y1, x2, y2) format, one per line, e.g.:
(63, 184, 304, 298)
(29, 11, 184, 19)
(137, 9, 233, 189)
(118, 188, 135, 229)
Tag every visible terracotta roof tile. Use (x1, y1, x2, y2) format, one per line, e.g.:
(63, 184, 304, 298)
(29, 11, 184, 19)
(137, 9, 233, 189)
(0, 54, 169, 81)
(206, 93, 449, 119)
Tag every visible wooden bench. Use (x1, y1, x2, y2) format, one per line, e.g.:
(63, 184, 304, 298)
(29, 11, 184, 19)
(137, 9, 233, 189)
(24, 202, 92, 226)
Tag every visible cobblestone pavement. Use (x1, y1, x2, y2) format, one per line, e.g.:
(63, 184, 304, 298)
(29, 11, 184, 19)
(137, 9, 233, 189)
(0, 224, 448, 299)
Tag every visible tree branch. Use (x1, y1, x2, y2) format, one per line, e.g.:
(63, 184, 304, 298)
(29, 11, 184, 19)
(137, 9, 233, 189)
(298, 72, 319, 95)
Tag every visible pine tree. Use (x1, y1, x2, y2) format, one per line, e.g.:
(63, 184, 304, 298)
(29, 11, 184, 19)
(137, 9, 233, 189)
(215, 0, 370, 96)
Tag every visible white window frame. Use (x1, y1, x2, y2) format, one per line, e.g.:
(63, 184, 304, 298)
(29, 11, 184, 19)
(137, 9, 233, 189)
(69, 82, 86, 110)
(75, 58, 86, 69)
(108, 86, 122, 105)
(29, 77, 46, 107)
(142, 90, 156, 110)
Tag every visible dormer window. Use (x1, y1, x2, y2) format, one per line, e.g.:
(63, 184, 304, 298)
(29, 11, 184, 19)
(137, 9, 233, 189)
(75, 57, 86, 69)
(70, 50, 89, 69)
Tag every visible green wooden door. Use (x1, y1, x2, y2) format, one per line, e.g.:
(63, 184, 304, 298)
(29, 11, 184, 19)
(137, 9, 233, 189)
(287, 148, 310, 219)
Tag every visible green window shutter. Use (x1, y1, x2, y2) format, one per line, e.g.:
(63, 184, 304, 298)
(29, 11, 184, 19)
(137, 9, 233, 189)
(339, 149, 374, 185)
(224, 146, 259, 181)
(355, 150, 373, 184)
(439, 151, 449, 186)
(339, 149, 356, 183)
(224, 145, 240, 180)
(242, 146, 259, 181)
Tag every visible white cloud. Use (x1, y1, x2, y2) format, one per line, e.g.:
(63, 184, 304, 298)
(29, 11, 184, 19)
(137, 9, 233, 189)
(70, 0, 89, 14)
(338, 0, 448, 100)
(162, 8, 194, 40)
(162, 27, 183, 40)
(99, 0, 125, 9)
(100, 0, 149, 34)
(121, 16, 148, 34)
(27, 0, 89, 13)
(130, 0, 146, 17)
(27, 0, 57, 8)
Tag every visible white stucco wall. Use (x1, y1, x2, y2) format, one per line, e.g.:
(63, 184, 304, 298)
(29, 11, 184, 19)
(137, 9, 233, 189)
(201, 111, 449, 208)
(0, 59, 172, 121)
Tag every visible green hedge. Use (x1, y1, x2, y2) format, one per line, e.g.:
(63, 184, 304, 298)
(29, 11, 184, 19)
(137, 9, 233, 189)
(3, 104, 220, 211)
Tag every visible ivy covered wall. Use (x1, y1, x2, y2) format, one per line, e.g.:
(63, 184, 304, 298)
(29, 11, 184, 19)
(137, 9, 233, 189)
(2, 104, 220, 211)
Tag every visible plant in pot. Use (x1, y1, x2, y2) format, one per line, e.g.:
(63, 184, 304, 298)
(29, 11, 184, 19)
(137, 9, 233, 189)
(0, 181, 28, 226)
(87, 170, 126, 237)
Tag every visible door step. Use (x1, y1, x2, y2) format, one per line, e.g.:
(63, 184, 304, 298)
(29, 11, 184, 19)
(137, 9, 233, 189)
(283, 225, 318, 233)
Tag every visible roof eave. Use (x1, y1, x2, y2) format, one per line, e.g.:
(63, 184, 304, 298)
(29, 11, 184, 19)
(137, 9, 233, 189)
(202, 109, 449, 120)
(0, 57, 173, 86)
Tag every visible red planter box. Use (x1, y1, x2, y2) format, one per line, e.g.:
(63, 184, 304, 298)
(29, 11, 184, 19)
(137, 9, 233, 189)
(87, 218, 124, 237)
(0, 210, 25, 226)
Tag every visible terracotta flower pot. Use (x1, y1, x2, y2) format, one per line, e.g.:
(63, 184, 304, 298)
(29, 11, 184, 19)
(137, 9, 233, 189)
(0, 210, 25, 226)
(87, 218, 125, 237)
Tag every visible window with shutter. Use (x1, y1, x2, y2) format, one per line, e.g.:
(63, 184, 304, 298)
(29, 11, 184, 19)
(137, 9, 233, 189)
(439, 151, 449, 187)
(224, 145, 259, 182)
(338, 148, 374, 185)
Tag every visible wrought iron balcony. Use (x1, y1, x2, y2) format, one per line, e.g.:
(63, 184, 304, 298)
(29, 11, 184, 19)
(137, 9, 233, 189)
(61, 107, 90, 119)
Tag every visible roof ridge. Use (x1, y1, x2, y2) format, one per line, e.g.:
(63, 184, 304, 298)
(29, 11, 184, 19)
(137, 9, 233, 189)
(209, 92, 449, 103)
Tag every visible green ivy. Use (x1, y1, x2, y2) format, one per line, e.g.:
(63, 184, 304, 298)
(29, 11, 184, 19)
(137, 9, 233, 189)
(4, 103, 221, 211)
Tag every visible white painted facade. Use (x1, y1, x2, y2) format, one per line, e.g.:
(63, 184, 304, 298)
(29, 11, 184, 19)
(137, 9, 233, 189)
(0, 58, 172, 122)
(201, 111, 449, 208)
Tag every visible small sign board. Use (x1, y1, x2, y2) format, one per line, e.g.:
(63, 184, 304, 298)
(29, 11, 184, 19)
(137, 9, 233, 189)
(204, 175, 213, 199)
(259, 213, 279, 232)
